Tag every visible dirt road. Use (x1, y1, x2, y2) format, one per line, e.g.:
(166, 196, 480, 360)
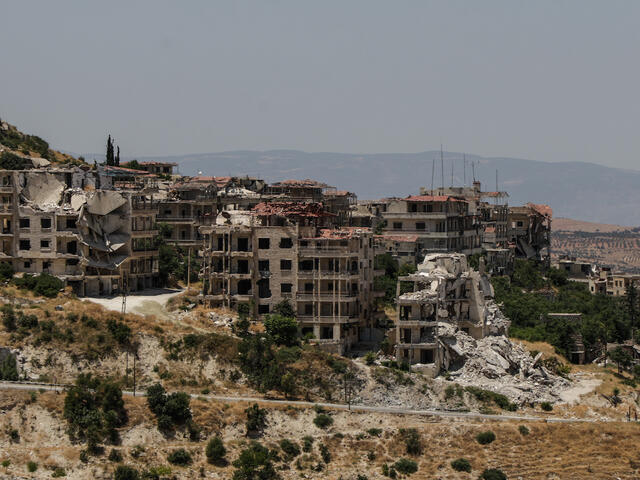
(85, 288, 183, 320)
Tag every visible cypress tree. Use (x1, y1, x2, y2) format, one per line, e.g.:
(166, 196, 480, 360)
(106, 135, 114, 166)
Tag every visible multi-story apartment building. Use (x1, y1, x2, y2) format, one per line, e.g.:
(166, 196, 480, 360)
(395, 253, 502, 375)
(381, 195, 482, 258)
(588, 267, 640, 296)
(0, 164, 160, 297)
(200, 201, 380, 354)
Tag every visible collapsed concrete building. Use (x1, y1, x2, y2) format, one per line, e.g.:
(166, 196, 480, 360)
(394, 252, 569, 401)
(508, 203, 552, 266)
(200, 201, 382, 354)
(395, 253, 509, 376)
(0, 161, 160, 296)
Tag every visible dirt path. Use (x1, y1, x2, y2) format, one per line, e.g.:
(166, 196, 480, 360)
(85, 288, 183, 321)
(560, 376, 602, 404)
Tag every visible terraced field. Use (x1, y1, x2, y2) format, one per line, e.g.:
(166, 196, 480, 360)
(552, 218, 640, 273)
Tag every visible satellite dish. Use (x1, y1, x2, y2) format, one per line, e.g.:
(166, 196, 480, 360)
(198, 171, 203, 175)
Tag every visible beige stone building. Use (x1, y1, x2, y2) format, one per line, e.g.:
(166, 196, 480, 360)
(200, 201, 380, 354)
(381, 195, 482, 256)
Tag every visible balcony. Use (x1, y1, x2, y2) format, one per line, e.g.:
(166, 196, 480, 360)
(297, 270, 359, 279)
(156, 216, 195, 223)
(131, 230, 158, 237)
(296, 292, 357, 301)
(131, 249, 158, 257)
(297, 315, 358, 324)
(298, 247, 354, 258)
(383, 211, 448, 219)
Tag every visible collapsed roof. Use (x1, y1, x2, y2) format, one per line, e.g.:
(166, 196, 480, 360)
(77, 191, 131, 270)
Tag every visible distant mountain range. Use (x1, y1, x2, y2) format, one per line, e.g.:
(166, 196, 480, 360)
(83, 150, 640, 226)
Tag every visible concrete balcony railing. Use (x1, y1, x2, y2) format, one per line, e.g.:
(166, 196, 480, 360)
(296, 292, 357, 301)
(297, 315, 358, 324)
(297, 270, 359, 279)
(298, 247, 355, 257)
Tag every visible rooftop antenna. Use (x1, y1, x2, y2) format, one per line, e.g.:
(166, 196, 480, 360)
(451, 158, 454, 187)
(472, 160, 476, 182)
(463, 154, 466, 187)
(430, 156, 435, 194)
(440, 144, 444, 191)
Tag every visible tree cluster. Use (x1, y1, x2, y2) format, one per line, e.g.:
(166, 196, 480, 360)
(63, 374, 127, 452)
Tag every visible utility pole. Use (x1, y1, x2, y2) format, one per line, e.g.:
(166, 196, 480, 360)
(430, 157, 435, 194)
(187, 247, 191, 289)
(440, 145, 444, 190)
(463, 154, 466, 187)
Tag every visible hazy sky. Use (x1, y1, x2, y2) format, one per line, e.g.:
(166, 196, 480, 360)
(1, 1, 639, 169)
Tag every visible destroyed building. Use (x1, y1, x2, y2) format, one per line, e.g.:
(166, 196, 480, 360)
(508, 203, 552, 266)
(0, 163, 160, 296)
(380, 195, 482, 256)
(395, 253, 509, 376)
(199, 201, 381, 354)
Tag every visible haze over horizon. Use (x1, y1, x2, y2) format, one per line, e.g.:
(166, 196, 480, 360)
(1, 1, 639, 171)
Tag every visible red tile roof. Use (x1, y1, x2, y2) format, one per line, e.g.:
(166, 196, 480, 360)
(527, 203, 553, 218)
(378, 234, 419, 242)
(405, 195, 467, 203)
(104, 165, 153, 176)
(140, 161, 177, 166)
(252, 202, 334, 218)
(271, 179, 328, 188)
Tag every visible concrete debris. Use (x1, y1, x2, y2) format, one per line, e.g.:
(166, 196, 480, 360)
(77, 190, 131, 269)
(440, 329, 571, 403)
(19, 172, 66, 208)
(395, 252, 569, 403)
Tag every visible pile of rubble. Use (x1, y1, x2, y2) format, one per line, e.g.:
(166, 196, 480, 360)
(439, 322, 570, 403)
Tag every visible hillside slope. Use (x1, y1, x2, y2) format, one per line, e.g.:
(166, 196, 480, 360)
(0, 118, 83, 166)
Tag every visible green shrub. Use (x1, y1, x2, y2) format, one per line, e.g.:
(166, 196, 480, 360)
(0, 262, 14, 280)
(206, 436, 226, 465)
(319, 443, 331, 464)
(167, 448, 192, 466)
(1, 305, 16, 332)
(450, 458, 471, 472)
(27, 461, 37, 472)
(464, 386, 517, 411)
(313, 413, 333, 429)
(114, 465, 139, 480)
(13, 273, 64, 298)
(399, 428, 422, 455)
(245, 403, 268, 435)
(264, 314, 299, 346)
(232, 441, 277, 480)
(302, 435, 314, 452)
(541, 402, 553, 411)
(52, 467, 66, 477)
(476, 431, 496, 445)
(1, 460, 9, 467)
(364, 351, 376, 365)
(0, 151, 29, 170)
(519, 425, 530, 436)
(108, 449, 123, 462)
(393, 458, 418, 474)
(367, 428, 383, 437)
(479, 468, 507, 480)
(0, 352, 19, 381)
(279, 439, 300, 459)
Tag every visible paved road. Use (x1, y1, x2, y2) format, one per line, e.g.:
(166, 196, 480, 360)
(0, 381, 611, 424)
